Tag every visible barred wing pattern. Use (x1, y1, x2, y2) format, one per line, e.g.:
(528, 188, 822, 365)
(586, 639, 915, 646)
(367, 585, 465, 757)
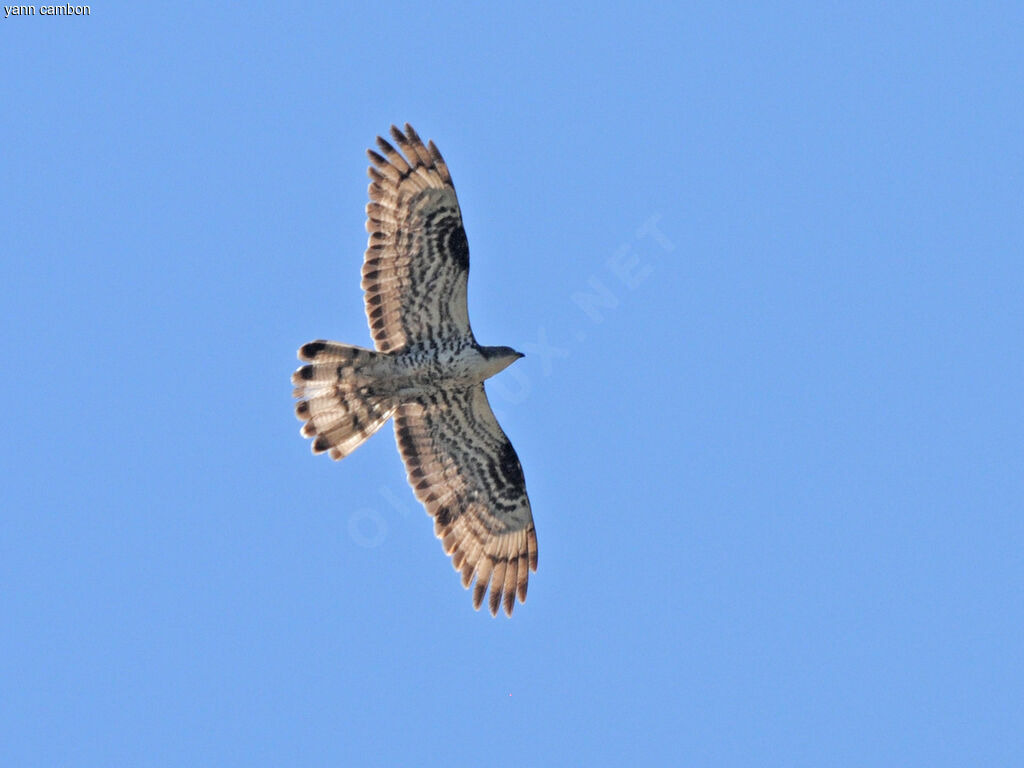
(294, 125, 538, 617)
(394, 385, 538, 616)
(362, 124, 474, 353)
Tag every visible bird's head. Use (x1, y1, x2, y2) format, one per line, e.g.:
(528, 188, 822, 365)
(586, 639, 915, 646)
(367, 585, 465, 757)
(480, 345, 525, 377)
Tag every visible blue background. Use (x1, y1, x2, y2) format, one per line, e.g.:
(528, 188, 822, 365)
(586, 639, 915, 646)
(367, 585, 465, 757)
(3, 2, 1022, 765)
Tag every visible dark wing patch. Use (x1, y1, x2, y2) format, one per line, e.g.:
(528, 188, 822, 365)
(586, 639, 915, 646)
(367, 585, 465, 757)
(394, 384, 537, 617)
(362, 124, 475, 353)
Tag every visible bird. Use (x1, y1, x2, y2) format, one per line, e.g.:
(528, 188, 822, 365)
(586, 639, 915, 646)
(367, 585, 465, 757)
(292, 124, 537, 617)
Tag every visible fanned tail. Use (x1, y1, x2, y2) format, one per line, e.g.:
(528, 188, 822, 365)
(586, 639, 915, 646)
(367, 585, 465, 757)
(292, 340, 396, 460)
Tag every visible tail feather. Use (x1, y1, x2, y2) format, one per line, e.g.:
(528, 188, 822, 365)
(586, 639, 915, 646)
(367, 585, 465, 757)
(292, 339, 396, 460)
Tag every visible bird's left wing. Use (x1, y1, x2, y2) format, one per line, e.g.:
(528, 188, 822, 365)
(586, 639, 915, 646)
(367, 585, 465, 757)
(394, 384, 538, 616)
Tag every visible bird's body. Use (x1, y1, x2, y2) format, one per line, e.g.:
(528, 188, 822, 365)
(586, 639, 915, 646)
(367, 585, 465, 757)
(292, 124, 537, 616)
(383, 343, 522, 397)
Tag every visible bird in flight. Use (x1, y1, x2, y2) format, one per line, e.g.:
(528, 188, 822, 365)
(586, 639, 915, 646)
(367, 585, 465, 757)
(292, 124, 537, 616)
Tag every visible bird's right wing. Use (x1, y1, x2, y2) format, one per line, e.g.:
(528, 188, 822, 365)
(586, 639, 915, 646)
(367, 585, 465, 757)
(362, 124, 475, 353)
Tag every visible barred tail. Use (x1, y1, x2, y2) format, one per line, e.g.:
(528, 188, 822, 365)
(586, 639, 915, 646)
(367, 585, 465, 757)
(291, 340, 397, 460)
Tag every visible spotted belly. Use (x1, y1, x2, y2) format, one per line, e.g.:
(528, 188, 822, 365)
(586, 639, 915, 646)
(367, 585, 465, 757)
(385, 344, 490, 396)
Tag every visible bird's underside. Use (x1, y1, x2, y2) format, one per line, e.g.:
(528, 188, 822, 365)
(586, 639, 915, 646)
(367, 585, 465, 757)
(291, 124, 537, 617)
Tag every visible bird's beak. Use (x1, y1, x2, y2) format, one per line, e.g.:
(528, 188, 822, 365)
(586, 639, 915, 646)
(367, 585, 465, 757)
(516, 351, 525, 359)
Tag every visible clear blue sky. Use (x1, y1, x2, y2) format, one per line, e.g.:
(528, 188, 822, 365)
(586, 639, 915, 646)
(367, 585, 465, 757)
(2, 2, 1022, 766)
